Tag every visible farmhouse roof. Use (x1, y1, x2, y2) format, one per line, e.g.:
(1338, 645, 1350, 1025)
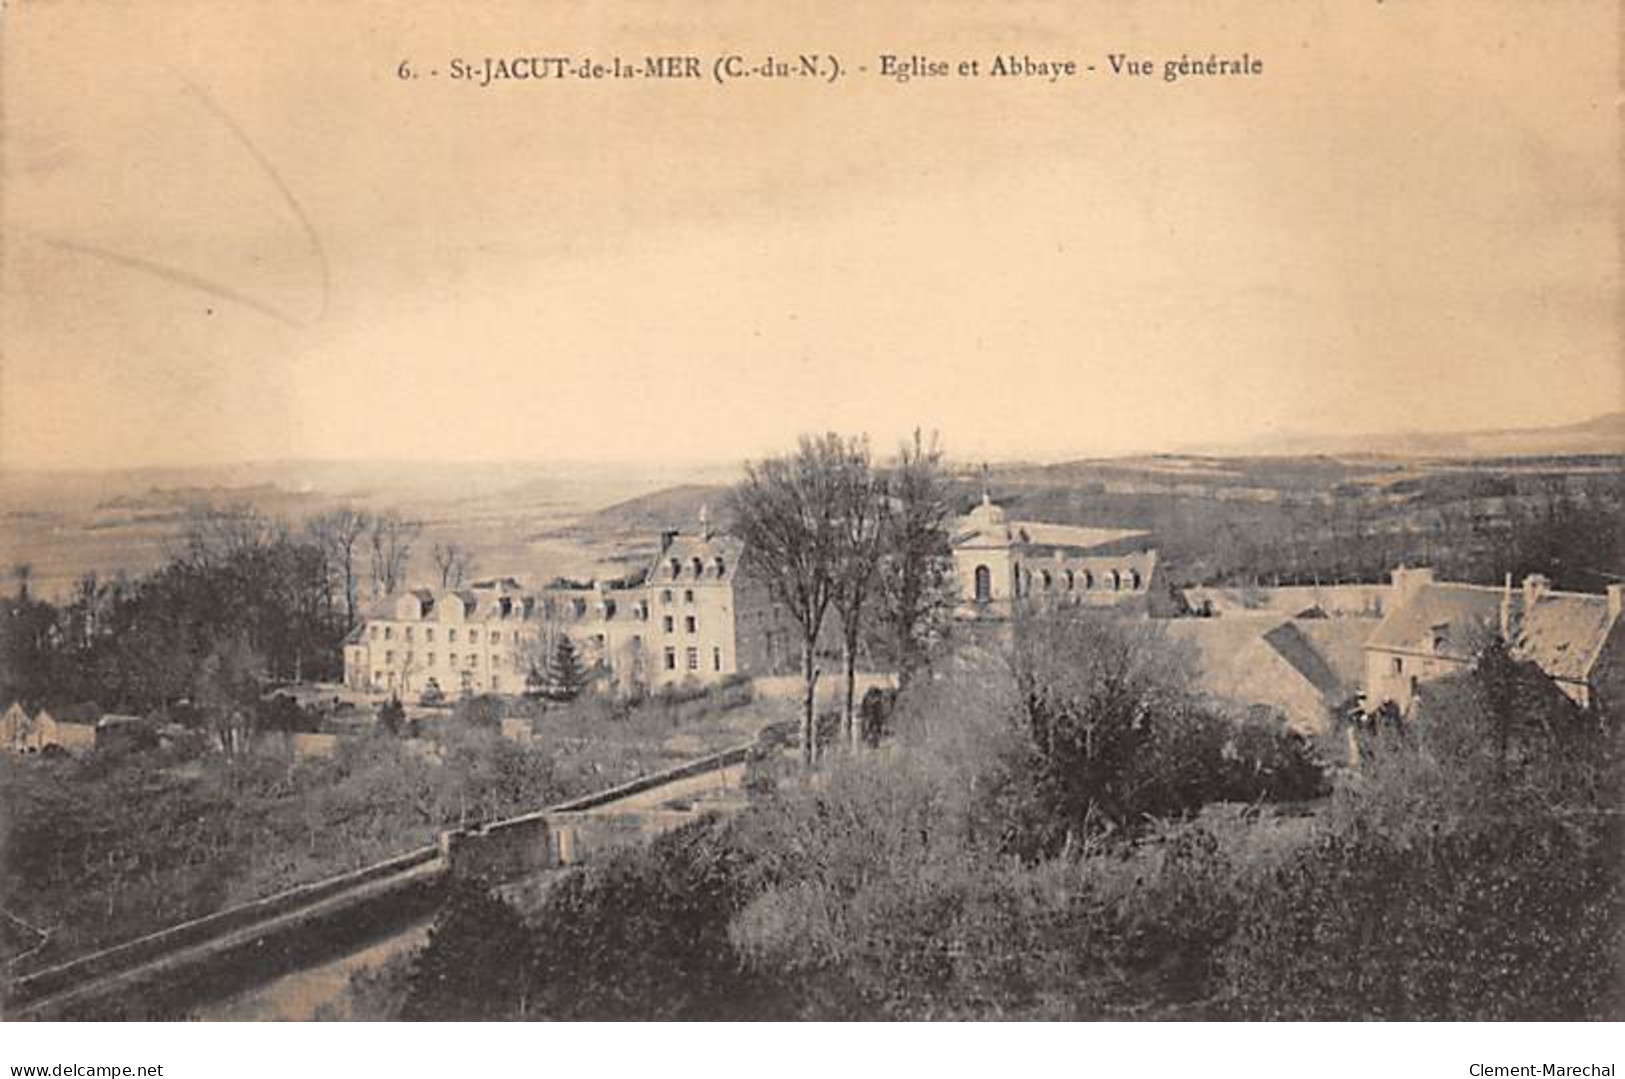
(1366, 580, 1619, 685)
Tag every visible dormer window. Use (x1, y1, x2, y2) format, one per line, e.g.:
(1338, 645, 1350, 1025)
(714, 556, 727, 578)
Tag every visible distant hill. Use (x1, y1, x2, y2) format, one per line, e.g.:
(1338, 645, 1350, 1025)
(564, 484, 731, 539)
(1183, 412, 1625, 459)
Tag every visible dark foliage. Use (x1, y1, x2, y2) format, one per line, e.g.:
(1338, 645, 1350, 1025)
(1, 509, 348, 713)
(401, 881, 537, 1020)
(543, 636, 586, 702)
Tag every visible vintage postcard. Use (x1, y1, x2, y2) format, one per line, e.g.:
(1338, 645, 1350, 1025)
(1, 0, 1620, 1052)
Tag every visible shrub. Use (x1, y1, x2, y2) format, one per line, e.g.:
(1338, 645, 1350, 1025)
(402, 881, 536, 1020)
(1223, 817, 1624, 1020)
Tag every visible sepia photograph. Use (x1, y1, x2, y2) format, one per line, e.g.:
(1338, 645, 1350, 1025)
(0, 0, 1620, 1062)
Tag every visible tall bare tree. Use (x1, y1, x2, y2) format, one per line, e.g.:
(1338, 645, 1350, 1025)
(729, 434, 846, 768)
(307, 507, 372, 628)
(368, 511, 421, 599)
(432, 542, 475, 589)
(175, 502, 285, 567)
(828, 437, 888, 752)
(877, 429, 956, 693)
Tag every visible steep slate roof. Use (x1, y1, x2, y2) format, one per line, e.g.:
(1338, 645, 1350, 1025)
(1293, 619, 1376, 695)
(1365, 583, 1504, 659)
(1366, 581, 1620, 686)
(1164, 614, 1379, 733)
(1262, 622, 1346, 698)
(648, 531, 744, 583)
(1515, 592, 1616, 683)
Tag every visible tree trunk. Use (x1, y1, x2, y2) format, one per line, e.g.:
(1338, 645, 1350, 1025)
(842, 632, 860, 754)
(801, 638, 817, 770)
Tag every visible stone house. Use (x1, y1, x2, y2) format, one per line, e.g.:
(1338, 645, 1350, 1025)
(1363, 567, 1625, 714)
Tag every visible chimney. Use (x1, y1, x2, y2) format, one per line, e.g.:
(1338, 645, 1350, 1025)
(1391, 566, 1435, 608)
(1522, 573, 1551, 609)
(1607, 583, 1624, 621)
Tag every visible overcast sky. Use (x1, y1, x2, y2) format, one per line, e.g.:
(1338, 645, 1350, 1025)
(2, 0, 1618, 470)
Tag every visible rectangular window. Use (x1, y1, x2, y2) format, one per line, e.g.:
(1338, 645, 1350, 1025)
(385, 650, 394, 664)
(663, 615, 675, 633)
(713, 647, 722, 672)
(449, 629, 458, 643)
(686, 647, 699, 671)
(405, 626, 414, 641)
(664, 648, 676, 671)
(384, 626, 393, 640)
(1391, 657, 1403, 676)
(685, 615, 697, 633)
(427, 653, 436, 666)
(449, 652, 458, 667)
(370, 625, 379, 639)
(425, 628, 434, 642)
(470, 654, 480, 667)
(684, 589, 694, 604)
(468, 630, 479, 644)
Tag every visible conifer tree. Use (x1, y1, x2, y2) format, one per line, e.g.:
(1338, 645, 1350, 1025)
(545, 636, 585, 702)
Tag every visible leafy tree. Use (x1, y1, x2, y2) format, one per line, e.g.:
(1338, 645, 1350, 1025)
(402, 881, 536, 1020)
(982, 608, 1205, 858)
(522, 818, 782, 1020)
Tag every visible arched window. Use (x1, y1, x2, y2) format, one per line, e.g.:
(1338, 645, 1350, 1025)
(1110, 569, 1122, 591)
(1083, 569, 1094, 590)
(1065, 570, 1075, 591)
(669, 557, 681, 579)
(1129, 569, 1142, 590)
(974, 564, 992, 603)
(1040, 569, 1052, 591)
(692, 557, 704, 577)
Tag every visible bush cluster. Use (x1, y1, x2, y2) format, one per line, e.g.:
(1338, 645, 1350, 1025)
(400, 609, 1622, 1020)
